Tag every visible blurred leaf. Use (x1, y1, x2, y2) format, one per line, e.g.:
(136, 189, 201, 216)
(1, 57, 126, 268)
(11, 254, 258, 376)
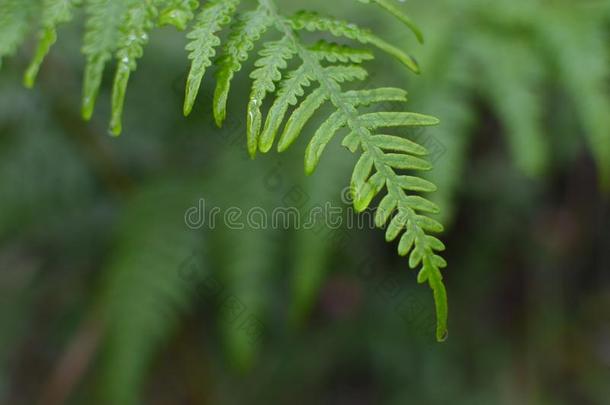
(96, 179, 203, 404)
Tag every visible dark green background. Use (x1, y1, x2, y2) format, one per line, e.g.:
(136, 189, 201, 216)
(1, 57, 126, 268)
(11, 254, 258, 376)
(1, 0, 609, 403)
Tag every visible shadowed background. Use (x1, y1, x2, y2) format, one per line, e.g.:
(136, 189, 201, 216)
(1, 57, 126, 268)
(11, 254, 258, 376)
(1, 0, 609, 404)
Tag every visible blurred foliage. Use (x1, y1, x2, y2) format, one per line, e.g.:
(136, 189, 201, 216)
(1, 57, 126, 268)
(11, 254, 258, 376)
(4, 0, 453, 341)
(1, 0, 610, 404)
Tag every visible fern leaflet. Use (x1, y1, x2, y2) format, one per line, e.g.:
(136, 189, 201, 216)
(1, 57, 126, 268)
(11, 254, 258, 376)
(81, 0, 128, 120)
(109, 0, 157, 135)
(213, 4, 274, 127)
(0, 0, 36, 69)
(157, 0, 198, 30)
(183, 0, 239, 116)
(357, 0, 424, 43)
(23, 0, 81, 88)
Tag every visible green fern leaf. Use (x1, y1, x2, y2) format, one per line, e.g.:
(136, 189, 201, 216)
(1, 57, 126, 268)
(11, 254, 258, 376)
(24, 0, 81, 88)
(357, 0, 424, 43)
(304, 111, 347, 174)
(81, 0, 128, 120)
(359, 111, 440, 128)
(323, 65, 369, 83)
(0, 0, 37, 69)
(309, 40, 374, 64)
(289, 10, 420, 73)
(370, 134, 427, 155)
(213, 5, 273, 127)
(277, 87, 327, 152)
(157, 0, 198, 30)
(260, 64, 369, 154)
(109, 0, 158, 135)
(334, 107, 447, 339)
(250, 1, 447, 340)
(183, 0, 239, 116)
(342, 87, 408, 106)
(258, 65, 315, 153)
(247, 36, 296, 157)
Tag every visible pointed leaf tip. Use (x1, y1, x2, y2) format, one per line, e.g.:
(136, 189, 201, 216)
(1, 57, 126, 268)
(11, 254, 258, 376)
(436, 327, 448, 342)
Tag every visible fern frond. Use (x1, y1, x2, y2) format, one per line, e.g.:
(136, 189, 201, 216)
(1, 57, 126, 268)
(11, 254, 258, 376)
(277, 87, 328, 152)
(247, 36, 296, 156)
(81, 0, 128, 120)
(289, 10, 420, 73)
(304, 111, 348, 173)
(245, 1, 447, 340)
(183, 0, 239, 116)
(0, 0, 37, 69)
(344, 108, 448, 341)
(23, 0, 81, 88)
(260, 64, 370, 154)
(342, 87, 408, 106)
(3, 0, 449, 342)
(258, 64, 315, 153)
(109, 0, 158, 135)
(157, 0, 198, 30)
(213, 4, 274, 126)
(357, 0, 423, 43)
(309, 40, 374, 64)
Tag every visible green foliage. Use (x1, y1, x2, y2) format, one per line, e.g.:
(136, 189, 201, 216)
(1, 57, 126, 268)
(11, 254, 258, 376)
(404, 0, 610, 205)
(23, 0, 81, 88)
(289, 10, 420, 73)
(538, 7, 610, 185)
(0, 0, 37, 68)
(2, 1, 610, 404)
(468, 35, 547, 176)
(357, 0, 423, 44)
(96, 180, 204, 404)
(208, 155, 281, 370)
(157, 0, 198, 30)
(109, 0, 157, 135)
(81, 0, 128, 120)
(212, 3, 274, 127)
(288, 148, 353, 324)
(183, 0, 238, 116)
(1, 0, 449, 341)
(247, 36, 296, 153)
(0, 82, 95, 237)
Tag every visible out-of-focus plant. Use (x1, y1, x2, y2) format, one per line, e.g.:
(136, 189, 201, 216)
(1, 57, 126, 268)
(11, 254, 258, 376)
(1, 0, 609, 404)
(1, 0, 450, 343)
(393, 0, 610, 223)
